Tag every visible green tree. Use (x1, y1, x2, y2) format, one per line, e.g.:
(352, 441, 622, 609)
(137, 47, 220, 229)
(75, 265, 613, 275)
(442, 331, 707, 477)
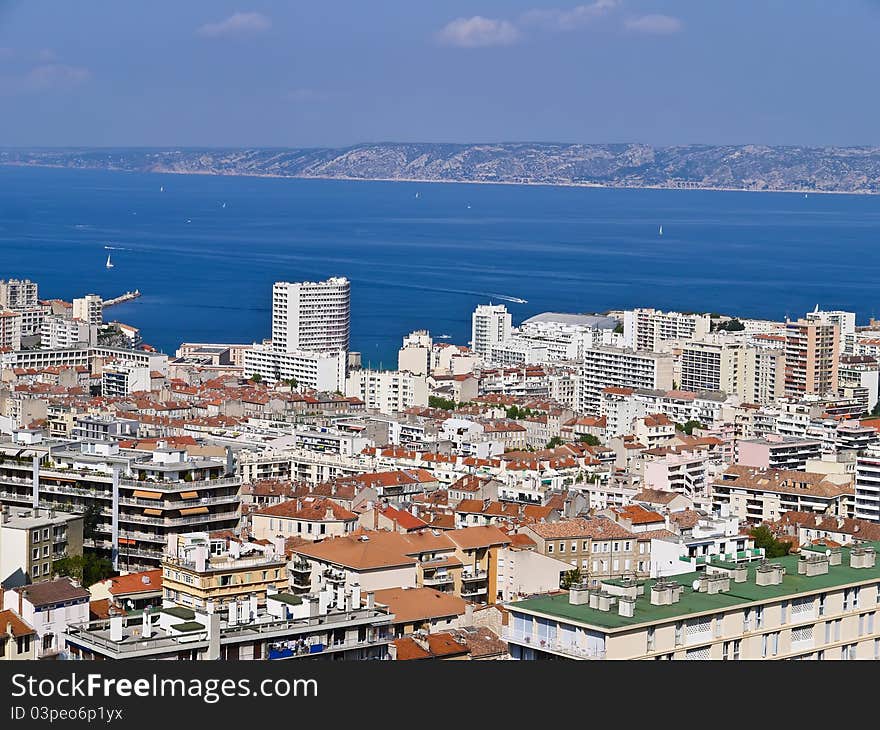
(81, 503, 104, 541)
(249, 373, 262, 383)
(428, 395, 457, 411)
(675, 420, 705, 436)
(54, 553, 115, 586)
(577, 434, 601, 446)
(546, 436, 565, 449)
(716, 318, 745, 332)
(505, 405, 520, 420)
(613, 322, 624, 334)
(871, 402, 880, 417)
(749, 525, 793, 559)
(560, 567, 583, 589)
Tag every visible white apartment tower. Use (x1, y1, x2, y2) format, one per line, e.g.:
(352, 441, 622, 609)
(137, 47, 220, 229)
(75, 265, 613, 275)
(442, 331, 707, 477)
(806, 306, 856, 356)
(623, 308, 711, 352)
(472, 304, 512, 358)
(855, 445, 880, 522)
(72, 294, 103, 327)
(0, 279, 38, 309)
(271, 277, 351, 354)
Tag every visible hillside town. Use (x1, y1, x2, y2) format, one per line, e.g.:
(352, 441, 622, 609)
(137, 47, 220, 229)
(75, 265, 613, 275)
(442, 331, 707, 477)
(3, 275, 880, 661)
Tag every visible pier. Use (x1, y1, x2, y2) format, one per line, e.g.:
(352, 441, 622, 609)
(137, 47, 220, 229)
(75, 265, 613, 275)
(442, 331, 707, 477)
(103, 289, 141, 307)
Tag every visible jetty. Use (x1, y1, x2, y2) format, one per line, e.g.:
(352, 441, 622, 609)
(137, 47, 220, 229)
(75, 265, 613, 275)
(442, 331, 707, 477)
(103, 289, 141, 307)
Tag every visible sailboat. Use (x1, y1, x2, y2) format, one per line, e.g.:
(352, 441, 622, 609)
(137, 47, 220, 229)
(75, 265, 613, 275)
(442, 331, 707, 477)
(415, 191, 421, 199)
(659, 225, 663, 236)
(105, 253, 114, 269)
(160, 185, 165, 193)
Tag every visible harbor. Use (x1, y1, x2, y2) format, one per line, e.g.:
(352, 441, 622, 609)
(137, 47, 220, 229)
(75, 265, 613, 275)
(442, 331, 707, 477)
(103, 289, 141, 307)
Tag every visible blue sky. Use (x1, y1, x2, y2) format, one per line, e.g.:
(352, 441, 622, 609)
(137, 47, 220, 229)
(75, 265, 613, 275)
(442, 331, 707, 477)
(0, 1, 877, 148)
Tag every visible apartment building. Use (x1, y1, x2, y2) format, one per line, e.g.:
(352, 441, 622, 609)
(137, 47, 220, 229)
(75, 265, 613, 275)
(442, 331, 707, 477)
(806, 307, 856, 356)
(0, 279, 38, 309)
(0, 608, 36, 660)
(72, 294, 103, 327)
(737, 435, 823, 470)
(710, 465, 855, 522)
(0, 506, 84, 588)
(785, 318, 839, 396)
(161, 532, 288, 611)
(505, 543, 880, 660)
(623, 308, 711, 352)
(578, 347, 675, 414)
(3, 577, 90, 659)
(471, 304, 511, 358)
(40, 315, 95, 349)
(520, 518, 650, 582)
(855, 446, 880, 522)
(271, 277, 351, 354)
(101, 361, 151, 397)
(64, 584, 394, 661)
(680, 338, 785, 404)
(0, 435, 240, 567)
(243, 346, 347, 390)
(251, 496, 358, 541)
(398, 330, 432, 376)
(345, 369, 429, 413)
(0, 311, 23, 351)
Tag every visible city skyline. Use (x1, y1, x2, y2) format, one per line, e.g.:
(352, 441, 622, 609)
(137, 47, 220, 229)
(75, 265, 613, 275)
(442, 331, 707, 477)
(1, 2, 880, 148)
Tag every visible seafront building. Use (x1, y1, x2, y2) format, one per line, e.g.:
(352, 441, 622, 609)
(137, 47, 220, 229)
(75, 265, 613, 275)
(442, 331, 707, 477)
(471, 304, 512, 359)
(784, 318, 839, 397)
(577, 347, 675, 414)
(623, 308, 711, 353)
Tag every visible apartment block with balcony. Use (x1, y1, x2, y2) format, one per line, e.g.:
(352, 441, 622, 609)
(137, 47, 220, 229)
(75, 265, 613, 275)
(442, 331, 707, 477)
(3, 577, 89, 659)
(623, 308, 711, 353)
(64, 582, 394, 661)
(0, 435, 241, 569)
(505, 542, 880, 660)
(785, 319, 840, 397)
(577, 347, 675, 415)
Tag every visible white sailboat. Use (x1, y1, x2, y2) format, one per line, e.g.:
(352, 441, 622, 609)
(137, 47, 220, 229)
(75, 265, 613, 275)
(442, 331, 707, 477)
(659, 225, 663, 236)
(160, 185, 165, 193)
(105, 253, 114, 269)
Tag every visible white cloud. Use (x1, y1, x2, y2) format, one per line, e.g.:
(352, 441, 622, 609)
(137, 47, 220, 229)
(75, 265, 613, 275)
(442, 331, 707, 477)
(197, 11, 271, 38)
(624, 14, 683, 34)
(521, 0, 619, 31)
(24, 64, 90, 90)
(436, 16, 521, 48)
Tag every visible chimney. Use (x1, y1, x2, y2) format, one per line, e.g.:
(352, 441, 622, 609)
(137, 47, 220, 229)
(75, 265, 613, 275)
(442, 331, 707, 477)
(271, 535, 286, 558)
(569, 585, 591, 606)
(249, 593, 258, 620)
(195, 545, 208, 572)
(228, 600, 238, 626)
(618, 596, 635, 618)
(351, 583, 361, 610)
(110, 616, 123, 642)
(366, 591, 375, 609)
(142, 607, 152, 639)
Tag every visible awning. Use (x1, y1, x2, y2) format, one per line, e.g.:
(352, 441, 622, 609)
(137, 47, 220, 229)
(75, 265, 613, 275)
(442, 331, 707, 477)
(180, 506, 209, 516)
(143, 508, 162, 516)
(180, 491, 199, 499)
(119, 538, 136, 545)
(133, 490, 162, 500)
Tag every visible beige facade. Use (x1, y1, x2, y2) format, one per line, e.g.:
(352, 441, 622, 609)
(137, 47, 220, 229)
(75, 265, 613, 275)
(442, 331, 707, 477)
(785, 319, 839, 396)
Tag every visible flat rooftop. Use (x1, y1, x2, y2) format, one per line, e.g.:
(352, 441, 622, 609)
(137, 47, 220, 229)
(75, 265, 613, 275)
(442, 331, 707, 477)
(510, 542, 880, 632)
(521, 312, 618, 329)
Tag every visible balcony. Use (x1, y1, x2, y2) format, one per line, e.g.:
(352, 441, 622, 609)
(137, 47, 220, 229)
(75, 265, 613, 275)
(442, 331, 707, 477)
(460, 570, 488, 583)
(460, 585, 488, 598)
(422, 572, 454, 587)
(502, 629, 605, 660)
(322, 569, 346, 584)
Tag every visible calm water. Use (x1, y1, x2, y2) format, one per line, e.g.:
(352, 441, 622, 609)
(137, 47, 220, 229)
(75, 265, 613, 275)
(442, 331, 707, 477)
(1, 166, 879, 365)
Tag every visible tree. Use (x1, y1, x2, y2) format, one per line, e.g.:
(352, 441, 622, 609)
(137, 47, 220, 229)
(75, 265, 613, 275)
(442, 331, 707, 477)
(871, 402, 880, 417)
(749, 525, 792, 559)
(428, 395, 456, 411)
(546, 436, 564, 449)
(716, 318, 745, 332)
(54, 553, 115, 586)
(675, 420, 705, 436)
(560, 567, 583, 589)
(249, 373, 262, 383)
(81, 503, 103, 541)
(577, 434, 601, 446)
(613, 322, 624, 334)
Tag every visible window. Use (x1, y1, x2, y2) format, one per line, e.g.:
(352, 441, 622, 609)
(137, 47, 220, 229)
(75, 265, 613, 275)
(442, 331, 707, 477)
(732, 639, 740, 660)
(674, 621, 684, 646)
(581, 559, 589, 569)
(32, 548, 39, 561)
(835, 619, 842, 642)
(714, 617, 723, 639)
(755, 606, 764, 629)
(42, 546, 49, 557)
(624, 541, 631, 551)
(559, 542, 565, 553)
(320, 524, 326, 535)
(722, 641, 729, 660)
(583, 541, 589, 551)
(761, 634, 768, 658)
(613, 542, 620, 553)
(43, 634, 53, 651)
(770, 632, 779, 656)
(32, 530, 40, 543)
(42, 563, 49, 575)
(17, 635, 30, 654)
(547, 544, 554, 554)
(42, 529, 49, 540)
(854, 586, 862, 610)
(818, 593, 826, 616)
(875, 638, 880, 660)
(844, 588, 853, 612)
(860, 613, 866, 637)
(592, 561, 599, 573)
(647, 626, 655, 651)
(743, 609, 751, 632)
(612, 559, 619, 572)
(624, 559, 631, 571)
(780, 601, 788, 625)
(31, 566, 39, 578)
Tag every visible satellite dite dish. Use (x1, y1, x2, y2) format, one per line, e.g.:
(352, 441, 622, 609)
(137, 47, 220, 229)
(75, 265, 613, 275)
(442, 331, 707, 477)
(692, 579, 701, 591)
(826, 549, 832, 557)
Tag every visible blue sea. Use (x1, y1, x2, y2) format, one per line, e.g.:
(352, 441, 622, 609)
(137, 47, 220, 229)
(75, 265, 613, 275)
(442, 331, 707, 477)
(1, 165, 879, 366)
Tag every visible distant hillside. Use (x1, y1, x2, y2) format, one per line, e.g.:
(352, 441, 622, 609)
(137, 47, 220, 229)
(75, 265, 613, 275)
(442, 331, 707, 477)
(3, 143, 880, 193)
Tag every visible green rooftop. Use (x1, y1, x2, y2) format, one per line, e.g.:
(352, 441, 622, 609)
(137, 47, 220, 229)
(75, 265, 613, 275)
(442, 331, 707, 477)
(161, 607, 196, 620)
(510, 542, 880, 632)
(171, 621, 206, 633)
(270, 593, 303, 606)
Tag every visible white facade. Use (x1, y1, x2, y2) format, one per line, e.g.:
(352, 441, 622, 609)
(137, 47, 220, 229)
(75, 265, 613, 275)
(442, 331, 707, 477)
(72, 294, 103, 327)
(578, 347, 675, 414)
(101, 362, 151, 397)
(40, 315, 95, 349)
(806, 307, 856, 355)
(623, 308, 711, 352)
(398, 330, 432, 376)
(0, 279, 38, 309)
(271, 277, 350, 354)
(0, 311, 23, 351)
(346, 369, 428, 414)
(243, 345, 347, 391)
(471, 304, 511, 358)
(855, 446, 880, 522)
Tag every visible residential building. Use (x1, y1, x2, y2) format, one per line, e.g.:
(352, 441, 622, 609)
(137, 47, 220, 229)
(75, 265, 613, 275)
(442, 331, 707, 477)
(737, 435, 823, 471)
(806, 307, 856, 355)
(72, 294, 103, 327)
(0, 608, 36, 660)
(578, 348, 675, 414)
(0, 311, 23, 351)
(271, 277, 351, 354)
(398, 330, 432, 376)
(855, 445, 880, 522)
(471, 304, 511, 358)
(623, 308, 710, 352)
(0, 279, 38, 309)
(505, 543, 880, 660)
(0, 507, 84, 588)
(243, 346, 347, 390)
(101, 361, 151, 396)
(784, 318, 839, 396)
(40, 315, 95, 349)
(3, 577, 90, 659)
(346, 369, 429, 413)
(251, 497, 358, 542)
